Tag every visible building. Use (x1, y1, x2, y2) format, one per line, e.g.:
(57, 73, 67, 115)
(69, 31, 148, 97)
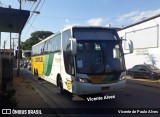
(0, 49, 14, 58)
(118, 14, 160, 69)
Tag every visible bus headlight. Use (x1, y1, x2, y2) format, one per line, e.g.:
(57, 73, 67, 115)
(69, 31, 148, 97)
(78, 78, 90, 83)
(119, 71, 126, 81)
(119, 75, 126, 80)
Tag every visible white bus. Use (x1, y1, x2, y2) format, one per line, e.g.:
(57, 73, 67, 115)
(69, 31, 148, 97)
(31, 26, 133, 95)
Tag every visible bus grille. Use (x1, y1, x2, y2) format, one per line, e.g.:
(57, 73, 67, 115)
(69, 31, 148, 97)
(89, 74, 120, 84)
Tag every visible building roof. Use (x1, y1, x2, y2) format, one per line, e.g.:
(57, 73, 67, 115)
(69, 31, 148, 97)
(119, 13, 160, 30)
(0, 7, 30, 33)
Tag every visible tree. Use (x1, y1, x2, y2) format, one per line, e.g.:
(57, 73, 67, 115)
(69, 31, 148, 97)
(31, 31, 53, 40)
(22, 31, 53, 50)
(21, 31, 53, 59)
(21, 37, 40, 50)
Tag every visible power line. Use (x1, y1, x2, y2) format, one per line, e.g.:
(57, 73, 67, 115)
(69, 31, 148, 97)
(28, 21, 37, 30)
(15, 0, 36, 40)
(38, 0, 45, 11)
(0, 0, 41, 41)
(27, 0, 46, 31)
(29, 1, 35, 11)
(22, 0, 42, 38)
(0, 1, 8, 7)
(23, 0, 46, 39)
(27, 0, 42, 22)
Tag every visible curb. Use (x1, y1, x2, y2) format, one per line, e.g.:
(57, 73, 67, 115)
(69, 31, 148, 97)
(126, 76, 160, 88)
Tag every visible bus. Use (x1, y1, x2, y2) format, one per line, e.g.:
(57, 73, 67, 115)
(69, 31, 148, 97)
(31, 26, 133, 95)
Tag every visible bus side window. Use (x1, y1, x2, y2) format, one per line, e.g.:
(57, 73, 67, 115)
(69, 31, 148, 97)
(66, 43, 74, 75)
(50, 37, 54, 52)
(62, 29, 74, 75)
(40, 43, 44, 54)
(44, 41, 48, 54)
(54, 35, 61, 51)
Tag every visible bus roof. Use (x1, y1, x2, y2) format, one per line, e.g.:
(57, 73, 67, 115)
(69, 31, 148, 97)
(62, 25, 119, 32)
(32, 26, 118, 48)
(32, 31, 60, 48)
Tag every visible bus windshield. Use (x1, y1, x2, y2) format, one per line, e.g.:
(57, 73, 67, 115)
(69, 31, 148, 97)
(76, 41, 125, 74)
(73, 28, 125, 74)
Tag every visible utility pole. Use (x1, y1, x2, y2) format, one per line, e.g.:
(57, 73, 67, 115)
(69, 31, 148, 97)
(3, 40, 7, 57)
(12, 38, 18, 51)
(0, 32, 2, 58)
(17, 0, 22, 76)
(13, 38, 14, 51)
(17, 0, 37, 77)
(3, 40, 6, 49)
(18, 0, 22, 10)
(9, 31, 12, 60)
(0, 32, 1, 50)
(17, 32, 21, 77)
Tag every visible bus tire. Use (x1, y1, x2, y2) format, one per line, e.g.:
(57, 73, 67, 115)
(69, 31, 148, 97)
(57, 76, 64, 93)
(34, 68, 36, 75)
(36, 69, 41, 80)
(37, 77, 41, 80)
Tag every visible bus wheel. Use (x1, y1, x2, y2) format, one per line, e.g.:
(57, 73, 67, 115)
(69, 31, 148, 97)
(34, 68, 36, 75)
(36, 69, 41, 80)
(57, 76, 64, 93)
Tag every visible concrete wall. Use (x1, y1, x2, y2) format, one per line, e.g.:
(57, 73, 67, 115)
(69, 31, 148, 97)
(0, 58, 13, 91)
(118, 16, 160, 69)
(0, 50, 13, 91)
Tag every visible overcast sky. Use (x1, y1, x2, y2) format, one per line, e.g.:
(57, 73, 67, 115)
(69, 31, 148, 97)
(1, 0, 160, 49)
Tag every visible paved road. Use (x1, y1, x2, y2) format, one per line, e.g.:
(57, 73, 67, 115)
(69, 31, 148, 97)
(20, 69, 160, 117)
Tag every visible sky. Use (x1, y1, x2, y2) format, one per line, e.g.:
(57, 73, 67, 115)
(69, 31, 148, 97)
(1, 0, 160, 49)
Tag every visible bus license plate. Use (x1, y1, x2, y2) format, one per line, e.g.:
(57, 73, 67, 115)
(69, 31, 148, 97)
(101, 87, 110, 90)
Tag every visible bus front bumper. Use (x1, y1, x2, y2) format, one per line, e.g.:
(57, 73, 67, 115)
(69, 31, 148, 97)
(73, 80, 126, 95)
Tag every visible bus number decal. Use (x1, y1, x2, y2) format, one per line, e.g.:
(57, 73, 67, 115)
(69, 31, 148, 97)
(65, 80, 71, 90)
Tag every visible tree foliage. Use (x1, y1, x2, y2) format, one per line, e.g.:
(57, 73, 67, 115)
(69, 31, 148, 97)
(31, 31, 53, 40)
(21, 31, 53, 59)
(22, 31, 53, 50)
(21, 37, 40, 50)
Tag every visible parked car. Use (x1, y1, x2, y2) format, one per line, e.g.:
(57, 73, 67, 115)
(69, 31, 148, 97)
(127, 64, 160, 80)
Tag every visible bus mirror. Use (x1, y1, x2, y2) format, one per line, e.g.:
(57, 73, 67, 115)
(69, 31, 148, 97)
(69, 38, 77, 55)
(128, 40, 133, 54)
(124, 39, 134, 55)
